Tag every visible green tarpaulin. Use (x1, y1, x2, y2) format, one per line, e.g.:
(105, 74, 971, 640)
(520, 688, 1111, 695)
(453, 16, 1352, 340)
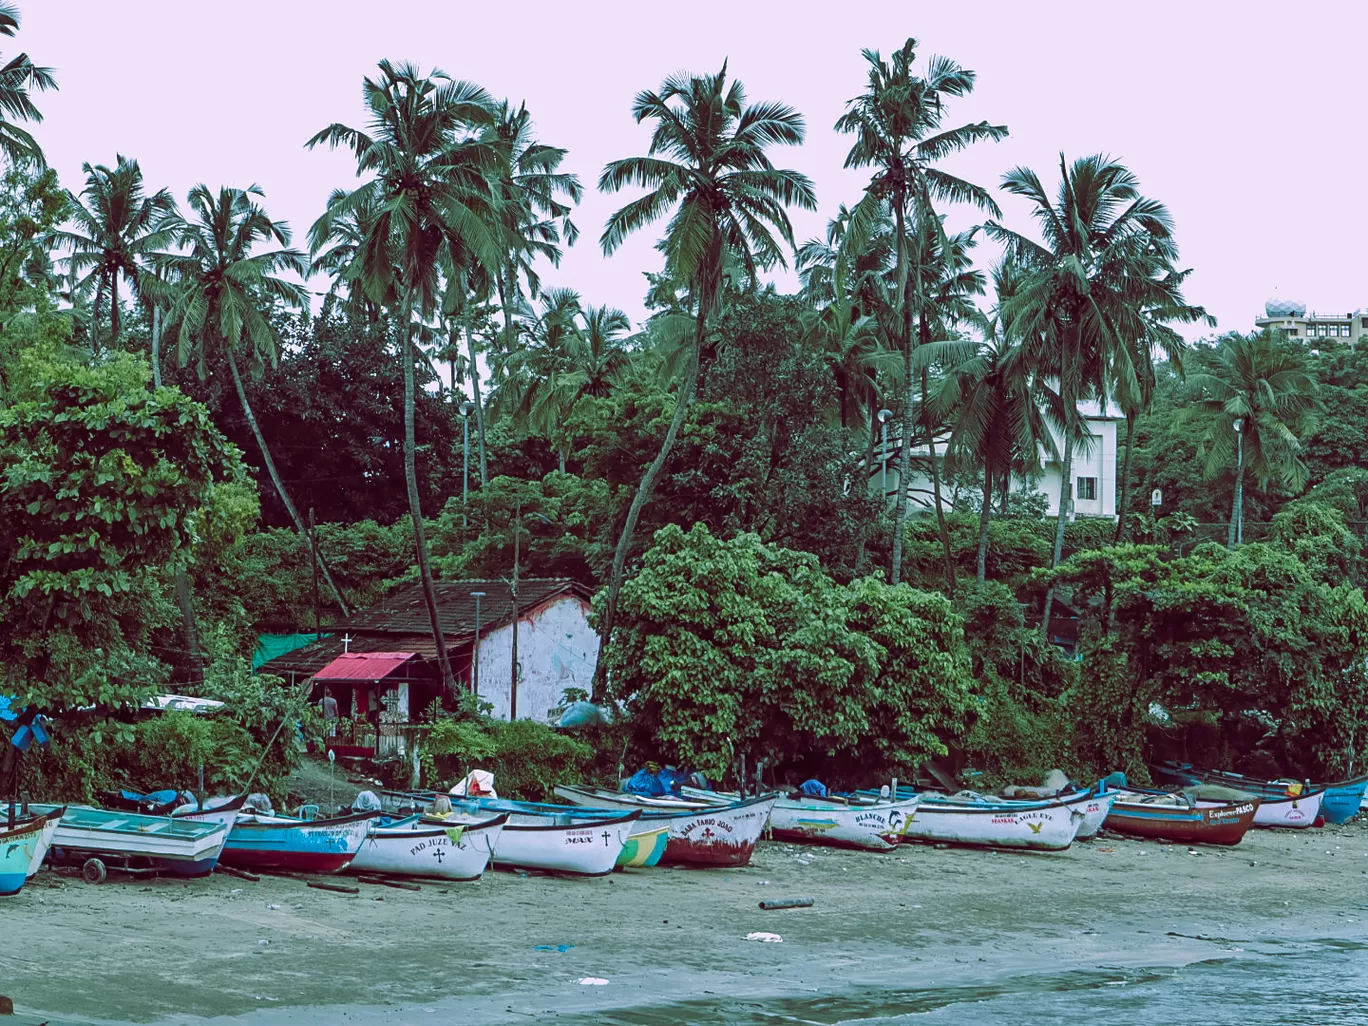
(253, 633, 327, 671)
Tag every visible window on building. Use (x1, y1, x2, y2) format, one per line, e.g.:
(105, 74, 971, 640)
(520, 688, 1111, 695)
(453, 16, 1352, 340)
(1077, 476, 1097, 501)
(1288, 328, 1299, 336)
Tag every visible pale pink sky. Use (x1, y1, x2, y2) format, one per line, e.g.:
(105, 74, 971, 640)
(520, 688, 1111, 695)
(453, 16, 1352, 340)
(21, 2, 1368, 334)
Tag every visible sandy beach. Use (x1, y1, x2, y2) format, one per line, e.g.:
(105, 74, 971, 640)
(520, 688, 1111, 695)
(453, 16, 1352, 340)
(4, 820, 1367, 1025)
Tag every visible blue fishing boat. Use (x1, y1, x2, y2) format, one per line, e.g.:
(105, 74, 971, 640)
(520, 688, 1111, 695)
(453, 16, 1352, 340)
(221, 811, 376, 873)
(0, 809, 64, 895)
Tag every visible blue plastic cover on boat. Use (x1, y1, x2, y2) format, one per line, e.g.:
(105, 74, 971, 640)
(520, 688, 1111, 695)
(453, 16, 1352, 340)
(800, 779, 828, 797)
(624, 769, 666, 796)
(656, 767, 689, 794)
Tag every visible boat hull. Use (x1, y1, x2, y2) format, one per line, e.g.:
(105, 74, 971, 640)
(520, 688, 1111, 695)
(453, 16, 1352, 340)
(552, 786, 776, 867)
(1196, 790, 1322, 830)
(0, 811, 63, 896)
(349, 815, 506, 881)
(904, 799, 1082, 851)
(1072, 792, 1117, 841)
(1106, 799, 1258, 845)
(768, 796, 920, 851)
(1322, 778, 1368, 824)
(13, 804, 229, 864)
(617, 823, 669, 867)
(491, 813, 639, 876)
(222, 812, 374, 873)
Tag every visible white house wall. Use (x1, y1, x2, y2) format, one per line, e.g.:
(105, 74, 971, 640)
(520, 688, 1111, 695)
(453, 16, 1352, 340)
(875, 408, 1121, 519)
(475, 595, 600, 722)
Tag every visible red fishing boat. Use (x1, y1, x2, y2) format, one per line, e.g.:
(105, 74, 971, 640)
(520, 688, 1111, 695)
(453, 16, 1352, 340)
(1104, 793, 1259, 845)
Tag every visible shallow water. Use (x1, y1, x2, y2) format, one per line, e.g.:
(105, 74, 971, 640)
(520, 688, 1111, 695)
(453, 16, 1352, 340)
(569, 940, 1368, 1026)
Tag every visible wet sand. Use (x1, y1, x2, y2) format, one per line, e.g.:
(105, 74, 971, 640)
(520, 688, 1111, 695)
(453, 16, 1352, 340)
(5, 822, 1367, 1025)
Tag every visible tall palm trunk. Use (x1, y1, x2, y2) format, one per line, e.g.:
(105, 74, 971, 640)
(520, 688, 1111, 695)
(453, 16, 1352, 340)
(1112, 411, 1137, 545)
(110, 275, 122, 350)
(398, 290, 456, 696)
(151, 307, 162, 388)
(976, 465, 993, 585)
(920, 314, 956, 595)
(226, 347, 351, 617)
(889, 199, 913, 585)
(1227, 436, 1244, 549)
(464, 315, 489, 486)
(592, 296, 708, 700)
(1040, 325, 1077, 640)
(91, 276, 107, 357)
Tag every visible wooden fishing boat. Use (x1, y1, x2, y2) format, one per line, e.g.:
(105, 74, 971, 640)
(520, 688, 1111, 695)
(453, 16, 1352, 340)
(473, 806, 640, 876)
(221, 811, 376, 873)
(1155, 762, 1359, 824)
(1192, 787, 1323, 829)
(616, 821, 670, 867)
(348, 813, 507, 880)
(681, 786, 918, 851)
(900, 794, 1084, 851)
(1105, 792, 1259, 845)
(554, 786, 777, 866)
(171, 793, 248, 830)
(0, 809, 64, 895)
(10, 803, 230, 878)
(873, 784, 1115, 844)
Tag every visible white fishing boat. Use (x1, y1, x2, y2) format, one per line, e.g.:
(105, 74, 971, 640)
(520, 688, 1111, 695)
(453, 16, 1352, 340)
(349, 813, 507, 880)
(678, 785, 919, 851)
(1070, 790, 1117, 840)
(903, 794, 1083, 851)
(13, 804, 229, 862)
(553, 786, 777, 866)
(549, 785, 714, 812)
(1193, 786, 1324, 829)
(476, 806, 639, 876)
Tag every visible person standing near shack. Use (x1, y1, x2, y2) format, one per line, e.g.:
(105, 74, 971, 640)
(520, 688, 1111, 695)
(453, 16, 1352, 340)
(321, 688, 339, 737)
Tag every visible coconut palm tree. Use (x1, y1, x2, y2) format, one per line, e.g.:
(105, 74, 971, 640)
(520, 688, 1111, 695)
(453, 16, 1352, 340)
(594, 62, 816, 695)
(835, 37, 1007, 584)
(1109, 256, 1211, 543)
(308, 60, 503, 696)
(475, 101, 583, 486)
(1185, 331, 1318, 547)
(158, 184, 350, 616)
(50, 155, 175, 353)
(308, 186, 391, 322)
(0, 3, 53, 167)
(926, 259, 1054, 583)
(987, 153, 1179, 635)
(906, 221, 986, 594)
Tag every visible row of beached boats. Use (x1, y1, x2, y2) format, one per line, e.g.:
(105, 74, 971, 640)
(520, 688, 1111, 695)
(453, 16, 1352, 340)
(2, 763, 1362, 896)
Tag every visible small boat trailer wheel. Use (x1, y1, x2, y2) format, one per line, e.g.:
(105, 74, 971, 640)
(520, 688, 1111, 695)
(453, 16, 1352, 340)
(81, 857, 108, 884)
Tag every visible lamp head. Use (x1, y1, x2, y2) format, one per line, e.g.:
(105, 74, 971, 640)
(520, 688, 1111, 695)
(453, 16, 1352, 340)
(459, 401, 476, 418)
(877, 409, 894, 424)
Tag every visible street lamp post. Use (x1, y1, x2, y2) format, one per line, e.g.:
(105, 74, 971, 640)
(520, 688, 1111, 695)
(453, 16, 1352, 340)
(877, 409, 894, 501)
(458, 401, 476, 527)
(470, 590, 486, 700)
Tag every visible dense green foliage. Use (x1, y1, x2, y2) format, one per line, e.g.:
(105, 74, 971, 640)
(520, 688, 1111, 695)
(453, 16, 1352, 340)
(2, 7, 1367, 802)
(604, 523, 974, 782)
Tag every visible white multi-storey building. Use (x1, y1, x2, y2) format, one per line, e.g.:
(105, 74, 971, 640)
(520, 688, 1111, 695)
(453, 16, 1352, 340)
(1255, 299, 1368, 344)
(874, 399, 1123, 519)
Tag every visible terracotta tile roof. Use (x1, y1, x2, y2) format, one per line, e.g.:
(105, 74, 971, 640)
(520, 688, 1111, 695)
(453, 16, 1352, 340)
(327, 578, 590, 640)
(314, 652, 418, 682)
(255, 578, 593, 679)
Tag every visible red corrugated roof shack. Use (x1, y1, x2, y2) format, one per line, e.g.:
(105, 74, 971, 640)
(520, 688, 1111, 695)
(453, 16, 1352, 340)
(256, 578, 599, 730)
(313, 652, 420, 756)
